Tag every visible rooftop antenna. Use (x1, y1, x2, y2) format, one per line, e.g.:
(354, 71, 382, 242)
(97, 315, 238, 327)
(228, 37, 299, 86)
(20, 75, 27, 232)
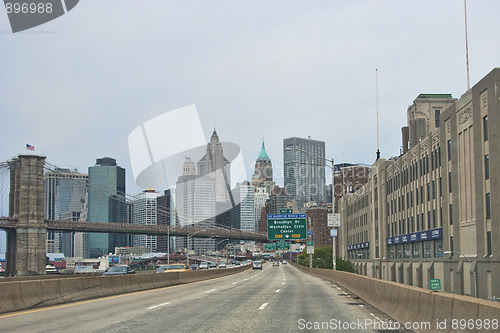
(376, 69, 381, 161)
(464, 0, 470, 91)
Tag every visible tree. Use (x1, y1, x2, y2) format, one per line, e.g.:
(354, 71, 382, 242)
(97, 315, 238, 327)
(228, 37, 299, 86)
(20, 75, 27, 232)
(297, 245, 355, 273)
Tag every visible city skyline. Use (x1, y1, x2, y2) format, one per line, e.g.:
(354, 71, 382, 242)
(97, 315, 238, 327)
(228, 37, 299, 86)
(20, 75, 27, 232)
(2, 1, 500, 198)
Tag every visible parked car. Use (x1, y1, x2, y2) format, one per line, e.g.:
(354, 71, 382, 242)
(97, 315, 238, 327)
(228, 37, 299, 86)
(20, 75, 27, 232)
(218, 262, 226, 268)
(103, 265, 135, 276)
(252, 261, 262, 270)
(209, 262, 217, 269)
(199, 262, 209, 269)
(190, 264, 199, 271)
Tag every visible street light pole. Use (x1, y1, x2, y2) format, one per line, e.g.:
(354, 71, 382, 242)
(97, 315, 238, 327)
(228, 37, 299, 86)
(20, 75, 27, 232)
(187, 229, 205, 266)
(331, 157, 337, 271)
(215, 239, 229, 263)
(444, 250, 477, 297)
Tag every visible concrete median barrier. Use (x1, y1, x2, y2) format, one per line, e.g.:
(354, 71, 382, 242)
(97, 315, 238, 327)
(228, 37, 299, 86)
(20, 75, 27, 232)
(0, 282, 26, 313)
(0, 264, 251, 314)
(291, 263, 500, 333)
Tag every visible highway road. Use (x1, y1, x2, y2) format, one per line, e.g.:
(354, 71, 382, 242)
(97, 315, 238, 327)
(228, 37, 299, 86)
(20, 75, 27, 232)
(0, 263, 405, 332)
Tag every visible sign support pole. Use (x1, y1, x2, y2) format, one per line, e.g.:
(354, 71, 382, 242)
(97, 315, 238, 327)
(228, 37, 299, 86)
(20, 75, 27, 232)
(332, 157, 336, 271)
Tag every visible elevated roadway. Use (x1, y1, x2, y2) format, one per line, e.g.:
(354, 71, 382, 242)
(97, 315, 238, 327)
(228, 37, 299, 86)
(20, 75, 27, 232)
(0, 264, 401, 332)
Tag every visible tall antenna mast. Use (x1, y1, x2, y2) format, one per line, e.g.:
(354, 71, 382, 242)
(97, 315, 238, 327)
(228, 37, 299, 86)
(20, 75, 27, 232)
(464, 0, 470, 91)
(376, 68, 380, 160)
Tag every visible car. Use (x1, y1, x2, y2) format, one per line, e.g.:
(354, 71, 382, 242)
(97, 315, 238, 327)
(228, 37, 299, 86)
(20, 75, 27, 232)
(252, 261, 262, 269)
(234, 260, 241, 265)
(199, 262, 209, 269)
(272, 261, 279, 267)
(190, 264, 199, 271)
(46, 264, 58, 274)
(157, 263, 190, 273)
(281, 260, 287, 264)
(156, 265, 169, 273)
(103, 265, 135, 276)
(218, 262, 226, 268)
(209, 262, 217, 269)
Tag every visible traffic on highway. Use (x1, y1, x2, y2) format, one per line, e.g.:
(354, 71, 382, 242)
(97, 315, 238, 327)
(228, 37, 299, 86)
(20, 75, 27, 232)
(0, 262, 401, 332)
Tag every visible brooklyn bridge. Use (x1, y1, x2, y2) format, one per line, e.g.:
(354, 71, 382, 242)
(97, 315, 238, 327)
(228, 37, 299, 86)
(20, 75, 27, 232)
(0, 154, 267, 276)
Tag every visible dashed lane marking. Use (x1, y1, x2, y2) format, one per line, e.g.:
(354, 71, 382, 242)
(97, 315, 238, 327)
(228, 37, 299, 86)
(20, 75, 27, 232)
(147, 302, 171, 310)
(259, 303, 269, 310)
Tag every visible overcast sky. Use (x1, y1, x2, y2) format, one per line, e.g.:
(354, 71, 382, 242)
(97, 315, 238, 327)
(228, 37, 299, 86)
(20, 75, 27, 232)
(1, 0, 499, 208)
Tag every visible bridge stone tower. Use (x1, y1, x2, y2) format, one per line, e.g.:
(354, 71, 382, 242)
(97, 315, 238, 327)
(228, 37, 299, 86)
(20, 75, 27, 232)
(6, 155, 47, 276)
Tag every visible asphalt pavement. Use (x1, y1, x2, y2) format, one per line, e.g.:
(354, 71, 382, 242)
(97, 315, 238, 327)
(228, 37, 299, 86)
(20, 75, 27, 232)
(0, 263, 406, 332)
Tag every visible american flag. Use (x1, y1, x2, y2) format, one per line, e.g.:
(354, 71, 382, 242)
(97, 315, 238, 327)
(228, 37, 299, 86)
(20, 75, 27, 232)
(26, 144, 35, 151)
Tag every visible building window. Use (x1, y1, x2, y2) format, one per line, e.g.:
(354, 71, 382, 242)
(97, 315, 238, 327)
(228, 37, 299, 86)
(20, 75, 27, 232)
(450, 236, 454, 255)
(485, 154, 490, 180)
(447, 140, 452, 161)
(413, 242, 421, 258)
(486, 193, 491, 219)
(487, 231, 492, 256)
(404, 243, 412, 258)
(435, 109, 440, 128)
(423, 240, 432, 258)
(434, 239, 443, 257)
(448, 172, 452, 193)
(396, 244, 403, 259)
(484, 115, 489, 141)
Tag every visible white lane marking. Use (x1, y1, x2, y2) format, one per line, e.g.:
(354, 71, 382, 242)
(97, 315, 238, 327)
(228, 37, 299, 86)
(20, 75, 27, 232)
(206, 289, 216, 293)
(259, 303, 269, 310)
(282, 282, 285, 285)
(244, 278, 248, 281)
(276, 289, 280, 293)
(232, 282, 237, 285)
(147, 302, 171, 310)
(283, 279, 286, 281)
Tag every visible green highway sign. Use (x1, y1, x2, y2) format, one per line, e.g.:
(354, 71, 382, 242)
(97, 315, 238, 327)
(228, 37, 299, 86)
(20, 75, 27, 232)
(276, 241, 290, 250)
(307, 241, 313, 246)
(265, 243, 276, 250)
(280, 209, 293, 214)
(430, 279, 441, 291)
(267, 214, 307, 240)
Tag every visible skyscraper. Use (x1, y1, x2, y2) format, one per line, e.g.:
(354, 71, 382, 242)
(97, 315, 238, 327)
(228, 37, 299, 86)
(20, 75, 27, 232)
(197, 130, 232, 203)
(251, 140, 274, 194)
(157, 189, 175, 253)
(44, 168, 87, 256)
(231, 181, 256, 231)
(176, 157, 216, 227)
(283, 137, 326, 210)
(87, 157, 126, 258)
(133, 189, 160, 252)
